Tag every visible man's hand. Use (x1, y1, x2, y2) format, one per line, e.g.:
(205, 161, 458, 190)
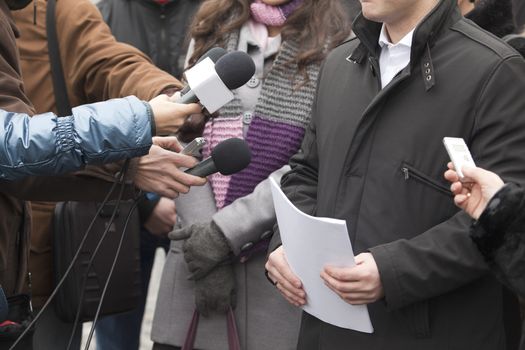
(321, 252, 384, 305)
(152, 136, 183, 151)
(144, 197, 177, 236)
(265, 246, 306, 307)
(133, 139, 207, 198)
(148, 94, 202, 135)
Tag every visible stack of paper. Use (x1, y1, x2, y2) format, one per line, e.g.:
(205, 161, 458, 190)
(270, 178, 373, 333)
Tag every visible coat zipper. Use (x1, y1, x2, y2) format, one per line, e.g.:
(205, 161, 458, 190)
(401, 164, 452, 197)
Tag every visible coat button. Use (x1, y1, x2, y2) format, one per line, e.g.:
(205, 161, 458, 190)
(243, 112, 253, 125)
(260, 231, 272, 240)
(240, 242, 254, 251)
(246, 76, 260, 88)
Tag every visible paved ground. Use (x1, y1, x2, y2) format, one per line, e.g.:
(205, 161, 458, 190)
(81, 249, 166, 350)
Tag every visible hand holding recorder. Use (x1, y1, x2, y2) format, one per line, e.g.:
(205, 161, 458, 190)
(443, 137, 504, 219)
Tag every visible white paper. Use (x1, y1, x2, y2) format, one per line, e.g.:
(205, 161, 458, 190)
(270, 177, 373, 333)
(185, 57, 234, 114)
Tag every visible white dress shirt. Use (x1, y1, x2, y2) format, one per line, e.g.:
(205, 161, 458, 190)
(378, 25, 415, 89)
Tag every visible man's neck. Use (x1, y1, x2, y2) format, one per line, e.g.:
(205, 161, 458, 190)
(384, 0, 439, 44)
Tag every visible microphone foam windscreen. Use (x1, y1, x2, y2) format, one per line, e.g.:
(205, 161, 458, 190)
(199, 47, 227, 64)
(211, 138, 252, 175)
(214, 51, 256, 90)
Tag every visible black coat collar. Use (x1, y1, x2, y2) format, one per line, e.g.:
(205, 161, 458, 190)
(350, 0, 461, 67)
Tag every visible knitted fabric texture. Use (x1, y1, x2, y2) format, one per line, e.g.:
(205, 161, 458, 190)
(250, 0, 304, 27)
(203, 34, 320, 209)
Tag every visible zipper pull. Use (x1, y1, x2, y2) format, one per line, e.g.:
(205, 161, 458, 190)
(402, 167, 409, 180)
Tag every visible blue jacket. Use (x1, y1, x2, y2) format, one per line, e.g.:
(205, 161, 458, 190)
(0, 96, 153, 180)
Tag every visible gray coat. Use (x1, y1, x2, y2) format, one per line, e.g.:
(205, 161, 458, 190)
(271, 0, 525, 349)
(152, 168, 301, 350)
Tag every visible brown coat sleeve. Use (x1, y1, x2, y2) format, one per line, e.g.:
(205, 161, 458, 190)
(0, 1, 34, 115)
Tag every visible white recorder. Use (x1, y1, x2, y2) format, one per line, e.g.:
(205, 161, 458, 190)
(443, 137, 476, 180)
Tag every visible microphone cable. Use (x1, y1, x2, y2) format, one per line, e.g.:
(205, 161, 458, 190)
(8, 160, 130, 350)
(82, 197, 140, 350)
(65, 165, 131, 350)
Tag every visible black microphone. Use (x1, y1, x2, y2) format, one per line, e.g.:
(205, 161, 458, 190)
(185, 138, 251, 177)
(178, 51, 256, 105)
(180, 47, 227, 96)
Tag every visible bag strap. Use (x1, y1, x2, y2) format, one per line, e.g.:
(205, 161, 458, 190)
(226, 307, 241, 350)
(182, 308, 240, 350)
(181, 310, 199, 350)
(46, 0, 72, 116)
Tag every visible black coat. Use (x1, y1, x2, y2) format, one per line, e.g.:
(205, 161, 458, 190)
(273, 0, 525, 348)
(97, 0, 201, 79)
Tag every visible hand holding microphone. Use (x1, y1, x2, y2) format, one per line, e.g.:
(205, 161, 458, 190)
(145, 138, 251, 201)
(148, 48, 254, 135)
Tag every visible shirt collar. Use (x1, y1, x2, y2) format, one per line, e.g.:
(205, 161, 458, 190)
(378, 24, 415, 49)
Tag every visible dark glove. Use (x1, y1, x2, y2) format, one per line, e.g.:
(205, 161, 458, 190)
(194, 263, 237, 317)
(169, 222, 232, 280)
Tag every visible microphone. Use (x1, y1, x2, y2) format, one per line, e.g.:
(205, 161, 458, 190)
(145, 138, 251, 201)
(180, 47, 227, 96)
(185, 138, 251, 177)
(177, 51, 256, 113)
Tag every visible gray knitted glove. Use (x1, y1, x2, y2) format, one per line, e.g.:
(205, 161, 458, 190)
(169, 222, 232, 280)
(194, 263, 237, 317)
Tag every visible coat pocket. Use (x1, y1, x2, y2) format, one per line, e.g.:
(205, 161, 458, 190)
(401, 163, 452, 197)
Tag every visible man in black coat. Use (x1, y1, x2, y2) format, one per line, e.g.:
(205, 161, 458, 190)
(266, 0, 525, 349)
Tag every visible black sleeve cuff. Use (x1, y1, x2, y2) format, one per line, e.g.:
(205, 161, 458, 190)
(137, 194, 161, 224)
(470, 182, 524, 259)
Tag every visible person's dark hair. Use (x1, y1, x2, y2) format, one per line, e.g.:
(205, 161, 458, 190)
(187, 0, 351, 78)
(504, 34, 525, 58)
(465, 0, 516, 38)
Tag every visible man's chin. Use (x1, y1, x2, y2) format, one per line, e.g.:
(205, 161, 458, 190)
(361, 6, 382, 22)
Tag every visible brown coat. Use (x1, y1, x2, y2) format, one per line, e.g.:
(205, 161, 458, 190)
(0, 0, 136, 297)
(11, 0, 182, 305)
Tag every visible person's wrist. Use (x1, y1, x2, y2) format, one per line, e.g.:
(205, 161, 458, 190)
(471, 183, 522, 258)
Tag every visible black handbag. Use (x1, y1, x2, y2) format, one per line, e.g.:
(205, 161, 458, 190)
(47, 0, 141, 323)
(53, 201, 142, 322)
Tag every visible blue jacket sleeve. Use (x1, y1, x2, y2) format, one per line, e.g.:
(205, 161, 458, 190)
(0, 96, 153, 181)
